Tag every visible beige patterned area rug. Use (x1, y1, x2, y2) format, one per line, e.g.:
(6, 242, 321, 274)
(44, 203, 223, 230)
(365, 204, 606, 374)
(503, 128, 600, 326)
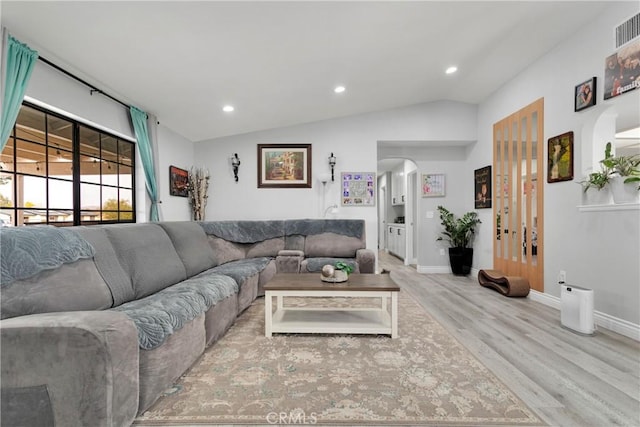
(135, 293, 544, 426)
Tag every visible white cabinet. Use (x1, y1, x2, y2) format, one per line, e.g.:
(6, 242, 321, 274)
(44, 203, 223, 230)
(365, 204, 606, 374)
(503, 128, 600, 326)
(387, 225, 406, 259)
(391, 167, 405, 205)
(396, 226, 406, 259)
(387, 226, 395, 254)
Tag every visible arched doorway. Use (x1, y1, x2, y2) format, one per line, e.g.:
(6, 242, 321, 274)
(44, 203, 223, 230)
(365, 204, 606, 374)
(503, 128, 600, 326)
(377, 158, 418, 266)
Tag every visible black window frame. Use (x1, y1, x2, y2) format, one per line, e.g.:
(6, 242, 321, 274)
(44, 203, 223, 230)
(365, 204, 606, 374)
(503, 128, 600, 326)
(0, 101, 136, 226)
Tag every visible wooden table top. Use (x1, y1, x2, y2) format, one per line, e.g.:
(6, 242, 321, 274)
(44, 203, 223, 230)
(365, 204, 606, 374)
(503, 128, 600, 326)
(264, 273, 400, 292)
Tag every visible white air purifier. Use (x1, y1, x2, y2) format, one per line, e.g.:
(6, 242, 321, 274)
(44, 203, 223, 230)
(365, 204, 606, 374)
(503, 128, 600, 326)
(560, 284, 595, 335)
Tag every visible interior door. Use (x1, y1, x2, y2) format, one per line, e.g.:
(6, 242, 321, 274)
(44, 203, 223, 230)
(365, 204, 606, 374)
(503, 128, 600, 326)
(493, 98, 544, 292)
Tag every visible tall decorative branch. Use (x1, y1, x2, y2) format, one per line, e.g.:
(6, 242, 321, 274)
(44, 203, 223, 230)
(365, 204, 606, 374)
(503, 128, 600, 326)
(187, 167, 210, 221)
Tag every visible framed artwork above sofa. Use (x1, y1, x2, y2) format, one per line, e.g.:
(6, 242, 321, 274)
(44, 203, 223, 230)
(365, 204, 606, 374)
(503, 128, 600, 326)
(257, 144, 312, 188)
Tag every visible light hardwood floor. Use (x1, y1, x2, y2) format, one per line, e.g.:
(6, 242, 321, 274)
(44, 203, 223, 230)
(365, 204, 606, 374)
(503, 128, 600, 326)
(378, 251, 640, 427)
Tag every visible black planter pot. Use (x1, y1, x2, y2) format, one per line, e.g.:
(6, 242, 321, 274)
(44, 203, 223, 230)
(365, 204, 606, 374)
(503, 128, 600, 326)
(448, 247, 473, 276)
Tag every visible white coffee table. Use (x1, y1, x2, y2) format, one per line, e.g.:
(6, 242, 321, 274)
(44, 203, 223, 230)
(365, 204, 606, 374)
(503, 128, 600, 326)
(264, 273, 399, 338)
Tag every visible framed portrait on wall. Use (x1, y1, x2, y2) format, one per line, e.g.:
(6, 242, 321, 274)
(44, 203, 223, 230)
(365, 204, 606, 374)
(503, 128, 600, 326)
(604, 37, 640, 100)
(547, 131, 574, 183)
(574, 77, 596, 111)
(474, 166, 492, 209)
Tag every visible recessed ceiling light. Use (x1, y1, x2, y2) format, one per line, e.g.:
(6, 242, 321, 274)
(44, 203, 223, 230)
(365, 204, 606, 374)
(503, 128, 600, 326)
(445, 66, 458, 74)
(334, 86, 346, 93)
(223, 105, 234, 112)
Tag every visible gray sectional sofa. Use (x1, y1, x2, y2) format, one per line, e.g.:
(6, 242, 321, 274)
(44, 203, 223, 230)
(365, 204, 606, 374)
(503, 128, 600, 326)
(0, 219, 375, 427)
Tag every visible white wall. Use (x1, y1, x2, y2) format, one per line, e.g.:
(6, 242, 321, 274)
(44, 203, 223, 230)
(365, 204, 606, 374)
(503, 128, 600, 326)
(195, 101, 478, 257)
(157, 124, 194, 221)
(20, 43, 198, 223)
(472, 3, 640, 325)
(415, 151, 472, 272)
(25, 61, 134, 141)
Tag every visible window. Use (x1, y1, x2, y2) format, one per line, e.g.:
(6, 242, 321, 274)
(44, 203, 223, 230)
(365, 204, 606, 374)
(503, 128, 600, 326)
(0, 102, 135, 226)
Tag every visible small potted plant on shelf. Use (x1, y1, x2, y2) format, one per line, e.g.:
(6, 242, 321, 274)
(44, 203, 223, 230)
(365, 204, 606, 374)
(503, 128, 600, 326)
(578, 167, 612, 205)
(600, 142, 640, 203)
(436, 206, 481, 276)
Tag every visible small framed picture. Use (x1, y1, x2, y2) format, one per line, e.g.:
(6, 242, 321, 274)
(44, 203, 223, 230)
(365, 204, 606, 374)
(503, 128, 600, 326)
(574, 77, 596, 112)
(474, 166, 492, 209)
(421, 174, 445, 197)
(169, 165, 189, 197)
(341, 172, 375, 206)
(547, 131, 574, 183)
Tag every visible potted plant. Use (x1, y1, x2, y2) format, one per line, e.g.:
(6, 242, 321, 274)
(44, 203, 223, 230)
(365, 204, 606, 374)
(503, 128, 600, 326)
(578, 168, 612, 205)
(436, 206, 481, 276)
(335, 261, 354, 276)
(600, 142, 640, 203)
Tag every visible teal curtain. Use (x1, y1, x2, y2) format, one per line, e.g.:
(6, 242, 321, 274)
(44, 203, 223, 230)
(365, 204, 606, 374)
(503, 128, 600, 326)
(130, 106, 159, 221)
(1, 35, 38, 150)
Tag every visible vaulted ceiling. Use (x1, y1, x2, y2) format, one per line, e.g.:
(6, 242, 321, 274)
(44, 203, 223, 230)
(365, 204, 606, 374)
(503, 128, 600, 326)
(2, 1, 615, 142)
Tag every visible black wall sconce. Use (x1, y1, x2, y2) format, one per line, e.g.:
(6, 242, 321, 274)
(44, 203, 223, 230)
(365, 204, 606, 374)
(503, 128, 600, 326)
(328, 152, 337, 181)
(231, 153, 241, 182)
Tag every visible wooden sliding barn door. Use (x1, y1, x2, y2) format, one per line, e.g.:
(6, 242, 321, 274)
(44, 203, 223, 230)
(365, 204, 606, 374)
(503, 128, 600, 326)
(493, 98, 544, 292)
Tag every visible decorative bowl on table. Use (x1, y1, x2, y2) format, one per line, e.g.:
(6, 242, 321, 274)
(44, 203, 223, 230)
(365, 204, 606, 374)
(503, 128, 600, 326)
(320, 264, 348, 283)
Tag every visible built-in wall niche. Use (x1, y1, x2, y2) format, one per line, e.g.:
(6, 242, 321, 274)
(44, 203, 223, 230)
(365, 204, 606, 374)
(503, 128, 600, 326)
(391, 205, 405, 224)
(580, 102, 639, 209)
(614, 126, 640, 157)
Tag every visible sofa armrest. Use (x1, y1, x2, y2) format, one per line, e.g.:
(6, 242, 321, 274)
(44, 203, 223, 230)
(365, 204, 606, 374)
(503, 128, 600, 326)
(356, 249, 376, 273)
(1, 311, 139, 427)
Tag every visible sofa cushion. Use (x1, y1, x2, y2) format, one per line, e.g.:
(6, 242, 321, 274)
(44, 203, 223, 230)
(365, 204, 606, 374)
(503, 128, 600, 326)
(245, 237, 285, 258)
(302, 257, 359, 273)
(304, 232, 364, 258)
(0, 259, 113, 319)
(199, 220, 284, 243)
(113, 273, 237, 350)
(284, 234, 305, 251)
(207, 236, 246, 266)
(158, 222, 216, 276)
(209, 257, 273, 287)
(0, 225, 95, 286)
(73, 225, 135, 306)
(105, 224, 187, 299)
(284, 219, 365, 239)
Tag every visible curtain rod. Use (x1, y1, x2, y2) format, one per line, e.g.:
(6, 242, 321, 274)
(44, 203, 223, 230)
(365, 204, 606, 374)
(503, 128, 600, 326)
(38, 56, 130, 110)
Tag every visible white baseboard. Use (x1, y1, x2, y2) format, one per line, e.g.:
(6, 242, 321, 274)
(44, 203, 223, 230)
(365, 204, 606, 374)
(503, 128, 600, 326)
(416, 265, 451, 274)
(417, 266, 481, 277)
(529, 290, 640, 341)
(528, 289, 561, 310)
(412, 273, 640, 341)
